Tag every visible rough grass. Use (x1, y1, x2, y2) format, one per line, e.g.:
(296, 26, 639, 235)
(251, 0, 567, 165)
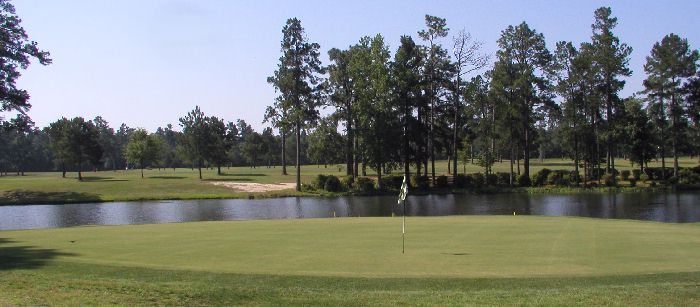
(1, 157, 698, 205)
(1, 216, 699, 305)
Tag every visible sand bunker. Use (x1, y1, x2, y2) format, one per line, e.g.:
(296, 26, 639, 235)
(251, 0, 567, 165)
(209, 182, 296, 193)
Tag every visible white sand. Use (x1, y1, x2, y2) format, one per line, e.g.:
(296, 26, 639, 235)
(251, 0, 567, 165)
(208, 182, 296, 193)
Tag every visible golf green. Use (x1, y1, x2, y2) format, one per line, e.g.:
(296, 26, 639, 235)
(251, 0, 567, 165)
(1, 216, 699, 305)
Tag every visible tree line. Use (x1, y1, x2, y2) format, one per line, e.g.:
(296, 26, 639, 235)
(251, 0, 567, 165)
(0, 111, 333, 179)
(266, 8, 700, 191)
(2, 4, 700, 191)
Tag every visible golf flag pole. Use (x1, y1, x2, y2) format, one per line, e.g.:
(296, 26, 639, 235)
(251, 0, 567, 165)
(398, 175, 408, 254)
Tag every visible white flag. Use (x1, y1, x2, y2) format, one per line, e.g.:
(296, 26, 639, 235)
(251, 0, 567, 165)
(398, 175, 408, 204)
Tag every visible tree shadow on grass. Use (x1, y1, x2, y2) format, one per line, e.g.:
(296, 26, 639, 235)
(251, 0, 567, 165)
(0, 238, 77, 270)
(201, 178, 253, 182)
(533, 162, 575, 167)
(80, 176, 129, 182)
(218, 173, 267, 177)
(149, 176, 187, 180)
(0, 190, 102, 205)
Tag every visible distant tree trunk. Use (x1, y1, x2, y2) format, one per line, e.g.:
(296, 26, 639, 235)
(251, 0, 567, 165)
(353, 134, 359, 178)
(217, 165, 222, 175)
(141, 162, 144, 178)
(62, 162, 66, 178)
(346, 118, 354, 176)
(447, 155, 451, 174)
(523, 119, 530, 179)
(295, 121, 301, 191)
(470, 145, 474, 164)
(509, 145, 514, 186)
(403, 97, 411, 187)
(671, 90, 679, 178)
(198, 159, 202, 180)
(281, 129, 288, 175)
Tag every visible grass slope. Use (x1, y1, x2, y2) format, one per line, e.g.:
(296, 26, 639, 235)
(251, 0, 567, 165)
(1, 216, 699, 305)
(1, 157, 698, 205)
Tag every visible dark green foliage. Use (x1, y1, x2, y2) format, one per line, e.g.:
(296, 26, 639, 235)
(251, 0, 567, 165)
(323, 175, 342, 192)
(632, 169, 641, 180)
(411, 174, 429, 190)
(517, 174, 531, 187)
(485, 173, 498, 186)
(641, 173, 650, 183)
(620, 170, 630, 181)
(0, 0, 51, 117)
(312, 174, 329, 190)
(469, 173, 485, 188)
(453, 174, 471, 188)
(531, 168, 552, 187)
(267, 18, 323, 191)
(569, 171, 581, 184)
(436, 175, 449, 188)
(629, 177, 637, 187)
(603, 174, 617, 187)
(379, 175, 403, 191)
(496, 172, 511, 186)
(46, 117, 103, 180)
(677, 169, 700, 185)
(355, 177, 375, 193)
(341, 175, 354, 190)
(547, 171, 569, 186)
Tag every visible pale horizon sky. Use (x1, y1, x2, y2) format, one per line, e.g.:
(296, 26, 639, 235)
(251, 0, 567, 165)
(11, 0, 700, 132)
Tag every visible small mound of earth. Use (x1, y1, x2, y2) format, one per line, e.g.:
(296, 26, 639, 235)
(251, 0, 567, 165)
(209, 182, 296, 193)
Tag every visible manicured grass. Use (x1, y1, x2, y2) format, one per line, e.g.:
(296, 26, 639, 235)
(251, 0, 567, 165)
(1, 157, 698, 205)
(1, 216, 699, 305)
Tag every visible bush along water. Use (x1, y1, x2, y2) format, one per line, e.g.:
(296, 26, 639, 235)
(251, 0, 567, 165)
(303, 166, 700, 196)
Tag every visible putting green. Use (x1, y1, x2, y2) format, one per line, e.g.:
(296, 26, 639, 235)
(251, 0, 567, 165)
(3, 216, 700, 278)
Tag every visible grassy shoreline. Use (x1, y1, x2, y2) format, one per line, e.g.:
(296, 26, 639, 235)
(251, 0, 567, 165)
(1, 157, 698, 205)
(0, 184, 689, 206)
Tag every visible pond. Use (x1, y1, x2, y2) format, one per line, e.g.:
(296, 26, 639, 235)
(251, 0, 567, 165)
(1, 192, 699, 230)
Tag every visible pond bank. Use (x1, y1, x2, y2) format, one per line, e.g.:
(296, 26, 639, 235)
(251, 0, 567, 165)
(2, 183, 699, 206)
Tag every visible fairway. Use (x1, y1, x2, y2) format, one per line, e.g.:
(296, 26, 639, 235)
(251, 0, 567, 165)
(2, 216, 700, 305)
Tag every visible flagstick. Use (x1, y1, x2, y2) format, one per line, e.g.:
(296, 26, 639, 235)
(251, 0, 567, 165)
(402, 198, 406, 254)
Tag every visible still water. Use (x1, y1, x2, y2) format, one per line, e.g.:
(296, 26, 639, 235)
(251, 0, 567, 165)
(1, 192, 699, 230)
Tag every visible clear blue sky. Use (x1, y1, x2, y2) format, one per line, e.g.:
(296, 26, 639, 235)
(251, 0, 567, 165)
(12, 0, 700, 132)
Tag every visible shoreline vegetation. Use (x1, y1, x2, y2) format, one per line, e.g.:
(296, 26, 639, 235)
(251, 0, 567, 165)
(1, 158, 698, 205)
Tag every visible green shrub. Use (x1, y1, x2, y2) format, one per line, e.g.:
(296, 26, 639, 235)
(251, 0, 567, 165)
(411, 174, 429, 190)
(610, 168, 619, 177)
(632, 169, 641, 180)
(301, 183, 315, 192)
(678, 169, 700, 185)
(341, 175, 354, 190)
(453, 174, 471, 188)
(485, 173, 498, 186)
(603, 174, 617, 187)
(569, 171, 580, 184)
(379, 175, 403, 191)
(517, 173, 531, 187)
(436, 175, 449, 188)
(312, 174, 329, 190)
(469, 173, 485, 188)
(641, 174, 650, 183)
(496, 172, 512, 186)
(324, 175, 342, 192)
(355, 177, 375, 193)
(547, 171, 570, 186)
(531, 168, 552, 187)
(621, 170, 630, 181)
